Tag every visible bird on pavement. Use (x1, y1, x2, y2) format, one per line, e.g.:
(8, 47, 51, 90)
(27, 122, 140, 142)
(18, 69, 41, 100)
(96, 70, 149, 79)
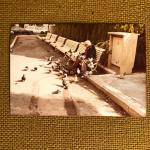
(74, 74, 78, 82)
(54, 59, 61, 65)
(62, 74, 68, 89)
(63, 73, 67, 78)
(49, 68, 52, 73)
(47, 61, 52, 65)
(21, 74, 26, 82)
(52, 63, 61, 72)
(77, 68, 81, 76)
(87, 58, 94, 68)
(47, 56, 54, 61)
(47, 56, 54, 65)
(54, 61, 61, 69)
(31, 67, 38, 71)
(87, 71, 93, 75)
(62, 79, 68, 89)
(34, 67, 37, 70)
(58, 70, 64, 76)
(22, 66, 29, 71)
(52, 89, 61, 94)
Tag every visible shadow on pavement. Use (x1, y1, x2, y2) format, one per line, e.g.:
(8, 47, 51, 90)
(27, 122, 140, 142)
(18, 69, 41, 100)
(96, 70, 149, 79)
(63, 89, 78, 116)
(64, 99, 77, 116)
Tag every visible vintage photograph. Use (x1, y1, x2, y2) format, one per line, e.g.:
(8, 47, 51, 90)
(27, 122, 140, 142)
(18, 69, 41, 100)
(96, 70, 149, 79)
(10, 23, 146, 116)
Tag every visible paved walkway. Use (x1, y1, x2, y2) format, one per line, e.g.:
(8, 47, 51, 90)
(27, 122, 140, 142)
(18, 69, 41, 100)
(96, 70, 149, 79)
(87, 73, 146, 117)
(10, 35, 127, 116)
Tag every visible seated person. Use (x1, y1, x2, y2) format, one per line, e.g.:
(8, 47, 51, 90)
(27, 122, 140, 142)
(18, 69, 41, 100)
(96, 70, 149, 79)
(77, 40, 96, 76)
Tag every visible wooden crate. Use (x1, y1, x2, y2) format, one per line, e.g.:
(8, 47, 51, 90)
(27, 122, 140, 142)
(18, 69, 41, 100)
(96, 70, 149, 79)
(108, 32, 139, 75)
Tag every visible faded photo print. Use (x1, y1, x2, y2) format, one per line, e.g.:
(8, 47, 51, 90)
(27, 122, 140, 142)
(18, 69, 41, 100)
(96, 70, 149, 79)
(10, 23, 146, 116)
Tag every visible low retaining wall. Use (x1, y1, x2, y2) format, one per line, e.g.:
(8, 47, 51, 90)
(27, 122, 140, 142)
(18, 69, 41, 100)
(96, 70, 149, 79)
(10, 36, 18, 52)
(86, 76, 146, 117)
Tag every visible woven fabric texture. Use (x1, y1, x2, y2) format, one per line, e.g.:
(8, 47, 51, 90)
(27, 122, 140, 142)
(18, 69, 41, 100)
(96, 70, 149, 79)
(0, 0, 149, 149)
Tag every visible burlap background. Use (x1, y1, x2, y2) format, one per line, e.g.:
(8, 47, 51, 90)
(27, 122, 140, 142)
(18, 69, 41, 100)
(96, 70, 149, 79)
(0, 0, 149, 149)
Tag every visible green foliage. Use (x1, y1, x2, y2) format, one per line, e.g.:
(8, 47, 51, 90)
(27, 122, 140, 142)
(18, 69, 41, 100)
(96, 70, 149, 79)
(114, 23, 145, 34)
(96, 23, 145, 48)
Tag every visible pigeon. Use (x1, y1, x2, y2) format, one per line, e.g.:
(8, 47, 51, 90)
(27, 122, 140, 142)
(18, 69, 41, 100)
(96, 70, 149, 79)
(22, 66, 29, 71)
(63, 73, 67, 78)
(77, 68, 81, 75)
(88, 62, 94, 69)
(58, 70, 64, 76)
(56, 58, 61, 63)
(88, 58, 94, 62)
(34, 67, 37, 70)
(47, 61, 52, 65)
(62, 78, 68, 89)
(52, 89, 61, 94)
(51, 65, 54, 70)
(52, 66, 59, 72)
(21, 74, 26, 82)
(87, 58, 95, 70)
(87, 71, 93, 75)
(39, 63, 45, 67)
(116, 74, 124, 79)
(62, 74, 68, 89)
(52, 62, 61, 72)
(74, 74, 78, 82)
(47, 56, 54, 65)
(49, 67, 53, 73)
(31, 67, 37, 71)
(54, 59, 61, 67)
(47, 56, 54, 61)
(61, 68, 69, 74)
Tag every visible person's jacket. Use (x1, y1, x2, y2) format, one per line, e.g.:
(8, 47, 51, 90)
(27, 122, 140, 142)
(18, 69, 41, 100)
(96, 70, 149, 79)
(85, 44, 96, 59)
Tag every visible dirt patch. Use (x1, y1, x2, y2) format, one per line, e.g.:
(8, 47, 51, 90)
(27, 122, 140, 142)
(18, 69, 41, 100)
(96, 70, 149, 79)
(13, 35, 64, 60)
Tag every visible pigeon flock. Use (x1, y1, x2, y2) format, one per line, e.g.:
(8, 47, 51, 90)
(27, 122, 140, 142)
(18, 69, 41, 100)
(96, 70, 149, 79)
(16, 53, 96, 95)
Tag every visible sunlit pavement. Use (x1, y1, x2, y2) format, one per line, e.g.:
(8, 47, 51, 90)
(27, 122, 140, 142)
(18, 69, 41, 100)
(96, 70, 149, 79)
(10, 35, 126, 116)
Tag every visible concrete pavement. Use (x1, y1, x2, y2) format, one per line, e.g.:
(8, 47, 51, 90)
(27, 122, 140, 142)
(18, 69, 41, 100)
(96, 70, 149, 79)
(87, 73, 146, 117)
(10, 35, 127, 116)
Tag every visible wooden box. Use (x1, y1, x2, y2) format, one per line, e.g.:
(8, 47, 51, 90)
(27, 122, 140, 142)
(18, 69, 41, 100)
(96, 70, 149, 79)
(108, 32, 139, 75)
